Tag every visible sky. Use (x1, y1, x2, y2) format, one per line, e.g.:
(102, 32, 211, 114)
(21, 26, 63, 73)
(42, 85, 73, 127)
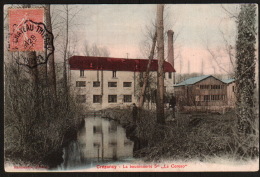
(4, 4, 258, 75)
(63, 4, 246, 75)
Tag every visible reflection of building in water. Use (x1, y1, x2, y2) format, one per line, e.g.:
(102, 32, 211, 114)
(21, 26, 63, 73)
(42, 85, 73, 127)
(77, 117, 133, 160)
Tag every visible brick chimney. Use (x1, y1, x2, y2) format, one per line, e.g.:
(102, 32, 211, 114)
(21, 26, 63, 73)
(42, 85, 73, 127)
(167, 30, 174, 69)
(167, 30, 175, 84)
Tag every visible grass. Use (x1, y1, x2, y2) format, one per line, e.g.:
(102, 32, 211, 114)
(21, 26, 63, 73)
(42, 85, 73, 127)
(102, 108, 259, 162)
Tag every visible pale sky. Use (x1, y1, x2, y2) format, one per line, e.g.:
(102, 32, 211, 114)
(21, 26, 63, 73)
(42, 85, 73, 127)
(4, 4, 258, 75)
(63, 4, 244, 75)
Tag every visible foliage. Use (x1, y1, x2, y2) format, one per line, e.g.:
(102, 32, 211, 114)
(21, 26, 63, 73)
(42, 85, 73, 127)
(135, 73, 157, 107)
(93, 108, 258, 162)
(83, 42, 110, 57)
(235, 4, 257, 133)
(133, 111, 259, 162)
(4, 62, 85, 167)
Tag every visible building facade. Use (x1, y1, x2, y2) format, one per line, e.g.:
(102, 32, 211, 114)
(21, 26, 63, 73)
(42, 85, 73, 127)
(69, 56, 175, 110)
(222, 78, 236, 107)
(174, 75, 228, 108)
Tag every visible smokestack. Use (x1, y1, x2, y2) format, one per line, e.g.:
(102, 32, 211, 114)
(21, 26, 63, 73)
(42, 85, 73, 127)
(167, 30, 175, 84)
(167, 30, 174, 68)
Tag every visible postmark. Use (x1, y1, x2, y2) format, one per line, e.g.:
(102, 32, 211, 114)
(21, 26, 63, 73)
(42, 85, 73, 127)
(8, 8, 54, 68)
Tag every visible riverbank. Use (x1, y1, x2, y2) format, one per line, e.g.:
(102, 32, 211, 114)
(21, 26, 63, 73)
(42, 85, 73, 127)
(5, 117, 85, 170)
(101, 108, 259, 162)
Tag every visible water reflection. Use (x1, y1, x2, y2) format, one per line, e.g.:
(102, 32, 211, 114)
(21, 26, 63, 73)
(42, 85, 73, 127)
(59, 117, 134, 170)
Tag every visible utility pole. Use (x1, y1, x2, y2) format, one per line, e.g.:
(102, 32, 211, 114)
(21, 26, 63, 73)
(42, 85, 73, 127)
(156, 4, 165, 124)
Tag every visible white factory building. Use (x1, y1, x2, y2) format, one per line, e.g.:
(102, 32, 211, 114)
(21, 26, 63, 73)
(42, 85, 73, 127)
(68, 55, 176, 110)
(68, 30, 176, 110)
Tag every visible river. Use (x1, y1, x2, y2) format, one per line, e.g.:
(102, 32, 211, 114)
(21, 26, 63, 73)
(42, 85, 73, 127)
(57, 116, 135, 170)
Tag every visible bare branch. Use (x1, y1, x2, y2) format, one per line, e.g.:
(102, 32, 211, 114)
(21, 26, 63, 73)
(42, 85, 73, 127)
(221, 4, 238, 19)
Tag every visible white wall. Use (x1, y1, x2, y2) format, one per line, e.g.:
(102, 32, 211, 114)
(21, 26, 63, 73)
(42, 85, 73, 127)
(70, 69, 174, 110)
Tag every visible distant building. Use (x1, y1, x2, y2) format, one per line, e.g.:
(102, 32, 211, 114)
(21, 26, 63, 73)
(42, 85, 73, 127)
(222, 78, 236, 107)
(69, 56, 175, 110)
(174, 75, 228, 110)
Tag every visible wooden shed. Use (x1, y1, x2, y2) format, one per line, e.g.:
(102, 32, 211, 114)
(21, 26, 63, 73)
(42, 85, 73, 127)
(174, 75, 228, 110)
(222, 78, 236, 108)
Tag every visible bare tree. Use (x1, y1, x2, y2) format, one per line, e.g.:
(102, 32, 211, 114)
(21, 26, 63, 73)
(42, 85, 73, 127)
(63, 5, 69, 99)
(139, 32, 157, 108)
(205, 5, 240, 78)
(45, 4, 57, 96)
(83, 42, 110, 57)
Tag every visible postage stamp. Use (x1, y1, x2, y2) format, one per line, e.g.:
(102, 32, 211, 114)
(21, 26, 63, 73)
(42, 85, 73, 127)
(9, 8, 45, 51)
(8, 7, 54, 68)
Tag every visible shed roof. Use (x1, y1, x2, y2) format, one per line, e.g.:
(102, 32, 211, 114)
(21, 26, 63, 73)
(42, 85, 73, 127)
(69, 56, 175, 72)
(174, 75, 225, 87)
(222, 78, 235, 84)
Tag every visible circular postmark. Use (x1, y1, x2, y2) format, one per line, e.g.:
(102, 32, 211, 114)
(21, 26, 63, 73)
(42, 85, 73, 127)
(9, 8, 54, 68)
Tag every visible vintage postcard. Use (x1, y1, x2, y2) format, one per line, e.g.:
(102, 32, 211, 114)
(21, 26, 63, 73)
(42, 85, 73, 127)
(3, 4, 259, 172)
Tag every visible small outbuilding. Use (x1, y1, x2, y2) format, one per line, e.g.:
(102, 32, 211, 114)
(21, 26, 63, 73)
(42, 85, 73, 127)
(174, 75, 228, 112)
(222, 78, 236, 108)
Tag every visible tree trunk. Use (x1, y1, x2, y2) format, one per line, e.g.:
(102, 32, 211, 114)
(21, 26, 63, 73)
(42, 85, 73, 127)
(23, 5, 40, 120)
(139, 31, 157, 108)
(45, 4, 57, 97)
(63, 5, 69, 101)
(156, 4, 165, 124)
(235, 4, 256, 134)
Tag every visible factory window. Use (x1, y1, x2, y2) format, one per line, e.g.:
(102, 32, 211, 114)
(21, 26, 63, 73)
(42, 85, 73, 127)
(109, 141, 117, 147)
(204, 95, 210, 101)
(200, 85, 210, 89)
(221, 95, 226, 100)
(123, 95, 132, 103)
(93, 95, 102, 103)
(108, 95, 117, 103)
(93, 143, 100, 148)
(124, 140, 132, 146)
(112, 71, 117, 78)
(211, 95, 221, 101)
(108, 82, 117, 87)
(140, 72, 143, 78)
(93, 81, 100, 87)
(211, 85, 221, 89)
(123, 82, 132, 87)
(76, 95, 86, 103)
(80, 70, 84, 77)
(76, 81, 86, 87)
(93, 126, 102, 134)
(109, 122, 117, 133)
(168, 72, 172, 79)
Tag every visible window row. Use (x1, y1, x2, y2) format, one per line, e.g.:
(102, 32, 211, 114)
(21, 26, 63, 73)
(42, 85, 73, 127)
(76, 95, 133, 103)
(76, 81, 132, 88)
(199, 85, 224, 89)
(80, 70, 173, 79)
(80, 70, 118, 78)
(140, 72, 173, 79)
(203, 95, 226, 101)
(93, 123, 117, 134)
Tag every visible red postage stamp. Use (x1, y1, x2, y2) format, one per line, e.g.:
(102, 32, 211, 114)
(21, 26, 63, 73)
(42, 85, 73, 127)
(9, 8, 44, 51)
